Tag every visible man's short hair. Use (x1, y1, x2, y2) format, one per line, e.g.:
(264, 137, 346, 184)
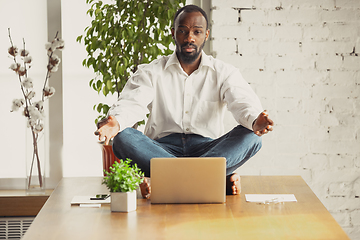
(173, 5, 209, 30)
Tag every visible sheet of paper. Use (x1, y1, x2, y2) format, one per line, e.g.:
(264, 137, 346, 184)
(245, 194, 297, 203)
(80, 204, 101, 208)
(71, 196, 111, 205)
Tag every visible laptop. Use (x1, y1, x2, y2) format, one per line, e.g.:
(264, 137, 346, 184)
(150, 157, 226, 204)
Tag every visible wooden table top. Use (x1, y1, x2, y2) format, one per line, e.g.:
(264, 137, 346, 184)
(22, 176, 349, 240)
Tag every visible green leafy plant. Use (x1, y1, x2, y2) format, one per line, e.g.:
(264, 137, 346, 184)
(77, 0, 185, 124)
(102, 158, 144, 192)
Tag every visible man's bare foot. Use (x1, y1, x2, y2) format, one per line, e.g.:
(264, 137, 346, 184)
(226, 173, 241, 195)
(140, 177, 151, 199)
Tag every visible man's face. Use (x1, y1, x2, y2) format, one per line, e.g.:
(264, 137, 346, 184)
(172, 11, 209, 64)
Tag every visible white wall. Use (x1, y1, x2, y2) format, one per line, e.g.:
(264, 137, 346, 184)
(61, 0, 111, 177)
(210, 1, 360, 239)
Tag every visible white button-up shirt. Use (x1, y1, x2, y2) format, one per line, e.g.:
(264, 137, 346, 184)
(108, 51, 263, 140)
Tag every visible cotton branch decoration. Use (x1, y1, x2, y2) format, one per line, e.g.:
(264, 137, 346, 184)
(8, 28, 64, 189)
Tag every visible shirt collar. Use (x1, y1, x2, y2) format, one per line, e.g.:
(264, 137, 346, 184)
(165, 51, 215, 71)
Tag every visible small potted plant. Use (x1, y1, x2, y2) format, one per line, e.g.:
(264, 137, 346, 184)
(102, 158, 144, 212)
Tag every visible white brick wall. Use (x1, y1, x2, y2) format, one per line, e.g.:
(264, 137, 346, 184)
(211, 0, 360, 239)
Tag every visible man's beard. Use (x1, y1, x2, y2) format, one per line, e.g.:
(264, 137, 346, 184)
(175, 40, 206, 64)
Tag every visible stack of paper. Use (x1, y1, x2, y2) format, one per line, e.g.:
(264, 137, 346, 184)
(71, 196, 111, 208)
(245, 194, 297, 203)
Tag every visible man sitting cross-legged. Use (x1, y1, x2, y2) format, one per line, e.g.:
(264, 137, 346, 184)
(95, 5, 274, 198)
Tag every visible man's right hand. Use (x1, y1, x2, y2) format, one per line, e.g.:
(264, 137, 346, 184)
(94, 115, 120, 145)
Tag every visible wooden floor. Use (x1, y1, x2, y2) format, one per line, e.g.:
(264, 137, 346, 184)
(22, 176, 350, 240)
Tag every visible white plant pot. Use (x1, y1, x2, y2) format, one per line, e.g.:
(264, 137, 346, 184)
(110, 190, 137, 212)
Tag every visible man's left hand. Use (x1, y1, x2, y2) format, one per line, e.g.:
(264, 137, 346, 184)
(253, 110, 274, 136)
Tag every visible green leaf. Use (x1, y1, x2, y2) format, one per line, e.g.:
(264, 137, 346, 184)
(96, 103, 103, 113)
(106, 79, 112, 90)
(123, 57, 128, 67)
(103, 104, 110, 115)
(96, 80, 102, 92)
(76, 35, 83, 43)
(87, 58, 93, 68)
(102, 86, 109, 96)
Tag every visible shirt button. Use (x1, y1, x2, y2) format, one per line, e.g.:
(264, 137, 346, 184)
(186, 128, 190, 131)
(185, 111, 189, 114)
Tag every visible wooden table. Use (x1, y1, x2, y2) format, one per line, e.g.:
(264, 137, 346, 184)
(22, 176, 349, 240)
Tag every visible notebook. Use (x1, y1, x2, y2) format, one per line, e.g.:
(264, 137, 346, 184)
(150, 157, 226, 204)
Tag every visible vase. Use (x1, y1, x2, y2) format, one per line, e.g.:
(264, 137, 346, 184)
(100, 142, 120, 176)
(25, 124, 46, 195)
(110, 190, 137, 212)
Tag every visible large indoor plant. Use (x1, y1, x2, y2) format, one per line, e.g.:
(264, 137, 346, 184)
(102, 158, 144, 212)
(77, 0, 185, 124)
(77, 0, 185, 173)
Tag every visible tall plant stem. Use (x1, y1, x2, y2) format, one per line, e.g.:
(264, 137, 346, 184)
(42, 31, 59, 101)
(8, 29, 28, 103)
